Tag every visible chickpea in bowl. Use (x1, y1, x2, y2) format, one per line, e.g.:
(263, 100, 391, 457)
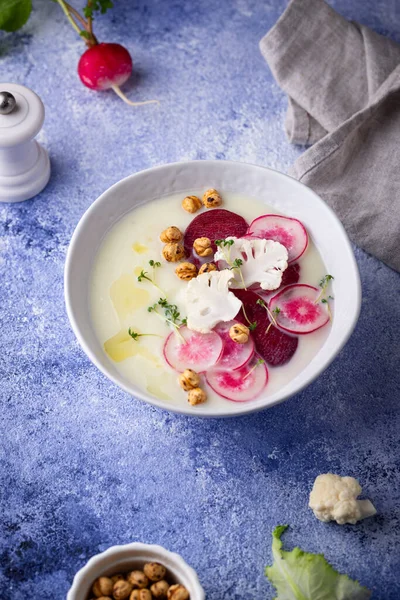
(67, 543, 204, 600)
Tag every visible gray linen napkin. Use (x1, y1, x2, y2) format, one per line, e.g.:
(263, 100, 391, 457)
(260, 0, 400, 272)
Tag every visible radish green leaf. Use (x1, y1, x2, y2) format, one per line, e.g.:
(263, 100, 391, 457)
(0, 0, 32, 32)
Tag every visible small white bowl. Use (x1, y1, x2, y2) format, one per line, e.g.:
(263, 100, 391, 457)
(67, 542, 205, 600)
(65, 160, 361, 417)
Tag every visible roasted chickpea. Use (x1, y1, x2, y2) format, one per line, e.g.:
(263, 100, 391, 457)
(111, 575, 125, 585)
(193, 237, 213, 257)
(167, 584, 190, 600)
(129, 590, 152, 600)
(113, 580, 133, 600)
(150, 580, 170, 598)
(187, 387, 207, 406)
(92, 577, 114, 598)
(182, 195, 202, 213)
(229, 323, 250, 344)
(178, 369, 201, 391)
(143, 562, 167, 582)
(126, 571, 149, 589)
(198, 262, 217, 275)
(160, 226, 183, 243)
(202, 188, 222, 208)
(162, 242, 186, 262)
(175, 262, 198, 281)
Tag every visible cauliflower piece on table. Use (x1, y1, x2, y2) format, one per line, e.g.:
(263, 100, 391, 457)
(214, 236, 288, 291)
(309, 473, 377, 525)
(184, 270, 242, 333)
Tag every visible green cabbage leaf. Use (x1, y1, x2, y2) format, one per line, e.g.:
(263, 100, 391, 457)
(266, 525, 371, 600)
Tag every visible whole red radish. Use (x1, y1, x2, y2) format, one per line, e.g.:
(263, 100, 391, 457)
(78, 43, 157, 106)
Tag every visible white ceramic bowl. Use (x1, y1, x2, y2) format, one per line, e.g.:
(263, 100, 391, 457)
(65, 160, 361, 417)
(67, 542, 205, 600)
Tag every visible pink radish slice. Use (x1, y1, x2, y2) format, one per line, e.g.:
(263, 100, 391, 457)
(163, 327, 223, 372)
(206, 357, 268, 402)
(247, 215, 308, 262)
(215, 321, 255, 370)
(269, 284, 330, 334)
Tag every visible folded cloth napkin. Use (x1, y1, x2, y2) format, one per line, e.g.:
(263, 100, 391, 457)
(260, 0, 400, 272)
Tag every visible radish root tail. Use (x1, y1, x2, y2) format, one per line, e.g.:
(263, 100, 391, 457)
(111, 85, 159, 107)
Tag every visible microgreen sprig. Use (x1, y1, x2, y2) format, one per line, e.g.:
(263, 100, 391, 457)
(215, 239, 234, 247)
(148, 298, 187, 342)
(243, 358, 265, 380)
(149, 259, 161, 284)
(128, 328, 162, 341)
(241, 304, 257, 331)
(315, 273, 334, 319)
(256, 298, 280, 334)
(138, 270, 151, 283)
(137, 260, 164, 295)
(319, 274, 334, 288)
(215, 238, 247, 290)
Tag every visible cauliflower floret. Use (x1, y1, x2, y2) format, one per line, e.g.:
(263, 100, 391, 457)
(184, 270, 242, 333)
(214, 237, 288, 291)
(309, 474, 377, 525)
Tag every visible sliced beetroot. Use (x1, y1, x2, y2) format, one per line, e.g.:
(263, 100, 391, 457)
(206, 357, 268, 402)
(163, 327, 223, 372)
(281, 263, 300, 287)
(234, 289, 298, 366)
(215, 320, 255, 370)
(184, 209, 248, 263)
(247, 214, 308, 262)
(269, 284, 330, 334)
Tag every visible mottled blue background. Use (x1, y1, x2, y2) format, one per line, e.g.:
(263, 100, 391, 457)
(1, 0, 400, 598)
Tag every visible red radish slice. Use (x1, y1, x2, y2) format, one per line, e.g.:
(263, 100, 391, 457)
(234, 289, 298, 366)
(206, 357, 268, 402)
(269, 284, 330, 334)
(184, 209, 248, 264)
(215, 321, 255, 370)
(247, 214, 308, 262)
(163, 327, 223, 372)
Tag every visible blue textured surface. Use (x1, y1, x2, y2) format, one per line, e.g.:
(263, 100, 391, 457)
(1, 0, 400, 598)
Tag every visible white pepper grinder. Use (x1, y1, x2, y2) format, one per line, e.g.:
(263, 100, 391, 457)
(0, 83, 50, 203)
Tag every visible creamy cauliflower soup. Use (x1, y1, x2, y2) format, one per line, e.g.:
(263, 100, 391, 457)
(90, 190, 333, 410)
